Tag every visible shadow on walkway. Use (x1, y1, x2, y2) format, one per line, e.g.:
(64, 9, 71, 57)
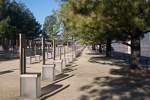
(40, 73, 73, 99)
(40, 51, 81, 100)
(88, 56, 129, 68)
(0, 67, 31, 76)
(0, 70, 14, 75)
(63, 68, 77, 73)
(31, 61, 41, 64)
(85, 52, 103, 56)
(78, 49, 150, 100)
(55, 73, 69, 80)
(40, 84, 70, 100)
(41, 84, 63, 96)
(79, 67, 150, 100)
(40, 74, 73, 99)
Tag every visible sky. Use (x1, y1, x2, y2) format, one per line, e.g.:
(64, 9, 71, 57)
(12, 0, 60, 27)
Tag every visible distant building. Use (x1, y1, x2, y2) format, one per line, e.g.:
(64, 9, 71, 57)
(111, 33, 150, 57)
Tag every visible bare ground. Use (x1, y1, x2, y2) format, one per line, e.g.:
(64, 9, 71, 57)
(0, 48, 150, 100)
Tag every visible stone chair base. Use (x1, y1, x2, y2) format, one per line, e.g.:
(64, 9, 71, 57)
(42, 64, 55, 81)
(35, 55, 40, 61)
(20, 73, 41, 98)
(53, 59, 63, 72)
(68, 54, 73, 62)
(26, 57, 32, 64)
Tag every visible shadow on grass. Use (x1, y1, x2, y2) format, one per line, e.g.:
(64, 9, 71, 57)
(79, 68, 150, 100)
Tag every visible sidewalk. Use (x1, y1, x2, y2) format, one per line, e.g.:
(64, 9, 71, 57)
(0, 48, 150, 100)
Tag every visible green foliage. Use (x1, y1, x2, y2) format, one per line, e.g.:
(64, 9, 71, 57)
(56, 1, 108, 44)
(43, 14, 60, 41)
(56, 0, 150, 44)
(55, 0, 150, 69)
(100, 0, 150, 36)
(0, 0, 42, 39)
(0, 17, 11, 37)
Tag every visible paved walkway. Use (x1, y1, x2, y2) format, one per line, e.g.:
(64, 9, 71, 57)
(0, 48, 150, 100)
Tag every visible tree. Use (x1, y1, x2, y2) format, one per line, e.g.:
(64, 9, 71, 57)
(0, 0, 42, 39)
(57, 2, 100, 44)
(8, 1, 42, 39)
(0, 0, 11, 38)
(0, 17, 11, 37)
(99, 0, 150, 69)
(57, 1, 114, 56)
(43, 15, 59, 41)
(56, 0, 150, 70)
(0, 0, 42, 52)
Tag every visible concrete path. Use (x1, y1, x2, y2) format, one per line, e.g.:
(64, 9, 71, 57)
(0, 48, 150, 100)
(39, 48, 128, 100)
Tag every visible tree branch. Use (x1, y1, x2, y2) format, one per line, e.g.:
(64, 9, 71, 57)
(143, 30, 150, 34)
(115, 39, 131, 47)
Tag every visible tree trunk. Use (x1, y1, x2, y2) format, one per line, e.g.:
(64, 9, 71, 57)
(32, 39, 34, 51)
(13, 30, 16, 45)
(2, 38, 9, 53)
(93, 44, 96, 50)
(92, 45, 94, 50)
(99, 44, 102, 53)
(16, 40, 19, 50)
(130, 35, 142, 70)
(106, 38, 111, 57)
(92, 45, 95, 50)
